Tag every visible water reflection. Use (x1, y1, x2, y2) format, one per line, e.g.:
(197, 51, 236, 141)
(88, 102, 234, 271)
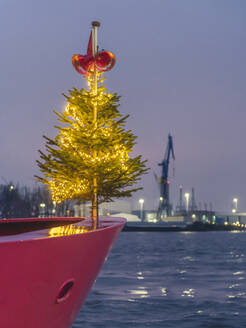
(227, 292, 245, 299)
(182, 288, 195, 298)
(227, 252, 245, 263)
(232, 271, 245, 280)
(160, 287, 167, 296)
(129, 287, 149, 298)
(183, 256, 195, 262)
(233, 271, 244, 275)
(229, 283, 240, 289)
(137, 271, 144, 280)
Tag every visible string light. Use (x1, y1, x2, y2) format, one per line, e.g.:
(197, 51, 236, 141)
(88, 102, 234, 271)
(48, 224, 89, 236)
(37, 72, 148, 204)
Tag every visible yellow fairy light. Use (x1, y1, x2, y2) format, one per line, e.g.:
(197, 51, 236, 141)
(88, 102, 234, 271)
(37, 69, 148, 208)
(48, 224, 88, 236)
(64, 104, 70, 113)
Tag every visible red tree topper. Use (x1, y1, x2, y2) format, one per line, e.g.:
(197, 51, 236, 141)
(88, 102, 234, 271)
(72, 51, 115, 75)
(72, 31, 116, 76)
(95, 51, 115, 72)
(72, 54, 94, 75)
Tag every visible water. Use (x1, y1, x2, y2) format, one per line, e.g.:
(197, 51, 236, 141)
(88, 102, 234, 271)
(73, 231, 246, 327)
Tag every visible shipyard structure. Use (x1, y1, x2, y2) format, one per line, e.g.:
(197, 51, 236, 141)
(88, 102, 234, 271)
(73, 134, 245, 230)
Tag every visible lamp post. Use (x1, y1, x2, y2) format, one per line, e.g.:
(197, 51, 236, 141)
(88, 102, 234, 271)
(52, 201, 56, 216)
(184, 193, 190, 213)
(40, 203, 46, 217)
(233, 198, 238, 213)
(139, 198, 144, 221)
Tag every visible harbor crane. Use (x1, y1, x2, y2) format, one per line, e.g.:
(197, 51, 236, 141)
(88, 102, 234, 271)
(157, 134, 175, 219)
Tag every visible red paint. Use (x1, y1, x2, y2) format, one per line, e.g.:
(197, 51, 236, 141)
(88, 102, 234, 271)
(95, 51, 116, 72)
(0, 216, 125, 328)
(72, 54, 94, 75)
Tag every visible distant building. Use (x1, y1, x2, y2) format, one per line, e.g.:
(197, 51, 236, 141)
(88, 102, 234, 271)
(74, 199, 132, 218)
(111, 213, 141, 222)
(99, 200, 132, 215)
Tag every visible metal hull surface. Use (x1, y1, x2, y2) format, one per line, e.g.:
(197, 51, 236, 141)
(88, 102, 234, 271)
(0, 217, 125, 328)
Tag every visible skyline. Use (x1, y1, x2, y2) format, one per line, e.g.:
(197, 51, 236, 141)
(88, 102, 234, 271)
(1, 0, 246, 212)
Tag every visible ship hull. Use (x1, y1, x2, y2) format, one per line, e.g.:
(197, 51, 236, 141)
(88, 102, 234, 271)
(0, 217, 125, 328)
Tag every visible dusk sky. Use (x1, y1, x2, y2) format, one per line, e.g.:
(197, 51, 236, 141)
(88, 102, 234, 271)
(1, 0, 246, 212)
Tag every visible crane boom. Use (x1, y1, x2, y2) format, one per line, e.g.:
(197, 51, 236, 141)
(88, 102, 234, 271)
(157, 134, 175, 219)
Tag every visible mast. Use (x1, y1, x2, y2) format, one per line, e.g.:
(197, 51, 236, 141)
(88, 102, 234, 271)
(72, 21, 116, 228)
(91, 21, 100, 228)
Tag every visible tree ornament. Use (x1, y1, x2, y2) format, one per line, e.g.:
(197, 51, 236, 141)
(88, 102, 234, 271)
(72, 28, 116, 76)
(72, 54, 94, 76)
(95, 51, 115, 72)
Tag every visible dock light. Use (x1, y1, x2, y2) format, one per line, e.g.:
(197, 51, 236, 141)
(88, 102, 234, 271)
(160, 197, 163, 201)
(52, 201, 56, 216)
(233, 198, 238, 212)
(9, 185, 14, 191)
(184, 193, 190, 212)
(39, 203, 46, 217)
(232, 209, 236, 214)
(139, 198, 144, 221)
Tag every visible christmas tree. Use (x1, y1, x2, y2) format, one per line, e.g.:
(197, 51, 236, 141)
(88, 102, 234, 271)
(36, 22, 148, 227)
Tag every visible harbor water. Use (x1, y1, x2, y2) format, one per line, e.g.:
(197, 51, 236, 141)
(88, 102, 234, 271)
(73, 231, 246, 327)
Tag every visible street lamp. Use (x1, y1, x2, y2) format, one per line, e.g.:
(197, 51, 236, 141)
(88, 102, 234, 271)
(139, 198, 144, 221)
(233, 198, 238, 212)
(184, 193, 190, 212)
(40, 203, 46, 217)
(52, 201, 56, 216)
